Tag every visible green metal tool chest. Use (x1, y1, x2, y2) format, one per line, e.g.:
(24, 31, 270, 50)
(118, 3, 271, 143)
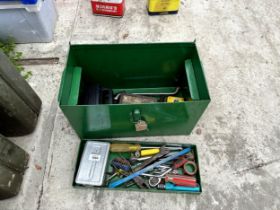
(58, 42, 210, 194)
(58, 42, 210, 139)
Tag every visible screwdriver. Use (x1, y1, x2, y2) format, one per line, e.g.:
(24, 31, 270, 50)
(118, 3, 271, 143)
(106, 169, 125, 183)
(157, 183, 200, 192)
(135, 148, 160, 157)
(110, 143, 182, 153)
(165, 174, 197, 187)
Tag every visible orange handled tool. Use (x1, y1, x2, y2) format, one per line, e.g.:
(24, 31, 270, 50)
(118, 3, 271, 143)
(165, 174, 197, 187)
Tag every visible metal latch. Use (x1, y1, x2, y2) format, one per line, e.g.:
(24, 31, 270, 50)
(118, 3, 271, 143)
(131, 109, 148, 132)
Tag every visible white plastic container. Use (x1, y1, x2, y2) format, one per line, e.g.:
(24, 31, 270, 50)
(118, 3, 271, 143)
(0, 0, 57, 43)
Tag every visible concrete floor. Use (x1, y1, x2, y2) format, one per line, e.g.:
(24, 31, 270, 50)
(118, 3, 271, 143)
(1, 0, 280, 209)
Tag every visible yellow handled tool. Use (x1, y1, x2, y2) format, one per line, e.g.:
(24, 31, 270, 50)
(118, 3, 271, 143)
(110, 143, 183, 153)
(110, 143, 159, 152)
(166, 96, 184, 103)
(140, 148, 160, 156)
(110, 144, 142, 152)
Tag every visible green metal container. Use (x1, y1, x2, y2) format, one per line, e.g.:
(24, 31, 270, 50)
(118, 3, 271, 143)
(58, 42, 210, 194)
(58, 42, 210, 139)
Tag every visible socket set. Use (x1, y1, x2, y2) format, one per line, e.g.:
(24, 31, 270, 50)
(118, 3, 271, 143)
(75, 141, 201, 193)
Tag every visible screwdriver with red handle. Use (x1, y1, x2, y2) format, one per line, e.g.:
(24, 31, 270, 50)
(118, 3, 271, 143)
(165, 174, 197, 187)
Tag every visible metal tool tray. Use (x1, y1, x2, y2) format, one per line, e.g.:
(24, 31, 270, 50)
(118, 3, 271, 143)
(73, 140, 202, 194)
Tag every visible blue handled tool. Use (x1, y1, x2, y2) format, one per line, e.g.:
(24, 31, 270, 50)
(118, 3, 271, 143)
(158, 183, 200, 192)
(108, 147, 191, 188)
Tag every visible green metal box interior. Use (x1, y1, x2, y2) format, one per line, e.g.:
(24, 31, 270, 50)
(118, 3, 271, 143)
(58, 42, 210, 139)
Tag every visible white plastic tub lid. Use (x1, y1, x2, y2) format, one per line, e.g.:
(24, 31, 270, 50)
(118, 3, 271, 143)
(0, 0, 42, 12)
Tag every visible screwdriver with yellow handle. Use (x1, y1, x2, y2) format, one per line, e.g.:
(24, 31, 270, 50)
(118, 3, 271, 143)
(110, 143, 182, 155)
(139, 148, 160, 157)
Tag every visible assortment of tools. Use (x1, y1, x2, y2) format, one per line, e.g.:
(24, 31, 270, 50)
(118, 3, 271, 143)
(114, 87, 183, 104)
(118, 94, 158, 104)
(81, 83, 186, 105)
(76, 142, 200, 193)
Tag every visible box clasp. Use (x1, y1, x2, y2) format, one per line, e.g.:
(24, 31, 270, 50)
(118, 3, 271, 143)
(131, 109, 148, 132)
